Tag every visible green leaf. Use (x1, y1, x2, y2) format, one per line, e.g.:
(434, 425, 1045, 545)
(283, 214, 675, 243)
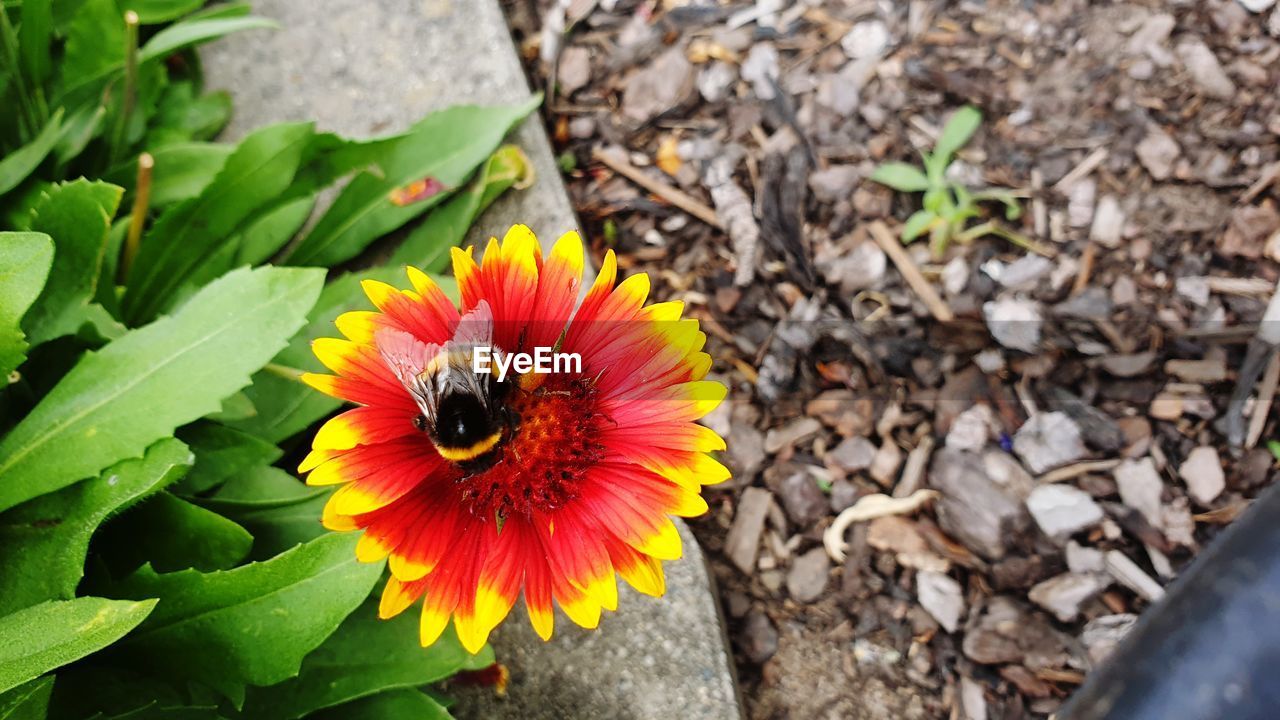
(202, 466, 324, 510)
(0, 232, 54, 378)
(868, 162, 930, 193)
(309, 690, 452, 720)
(173, 422, 282, 495)
(139, 16, 277, 64)
(0, 597, 157, 694)
(17, 0, 54, 91)
(198, 468, 330, 561)
(147, 84, 232, 146)
(53, 102, 107, 164)
(123, 122, 314, 323)
(0, 265, 324, 514)
(99, 492, 252, 573)
(284, 97, 540, 267)
(39, 665, 200, 719)
(0, 677, 54, 720)
(0, 438, 191, 616)
(234, 195, 315, 266)
(390, 144, 532, 271)
(105, 534, 385, 705)
(932, 105, 982, 168)
(241, 599, 491, 719)
(900, 210, 937, 243)
(60, 0, 125, 93)
(110, 143, 233, 208)
(22, 179, 123, 346)
(0, 109, 63, 196)
(118, 0, 206, 23)
(207, 391, 257, 423)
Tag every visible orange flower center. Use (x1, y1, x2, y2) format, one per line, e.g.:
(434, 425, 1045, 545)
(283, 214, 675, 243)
(455, 375, 607, 520)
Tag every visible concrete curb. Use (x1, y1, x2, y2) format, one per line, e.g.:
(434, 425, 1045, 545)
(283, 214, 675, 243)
(202, 2, 742, 718)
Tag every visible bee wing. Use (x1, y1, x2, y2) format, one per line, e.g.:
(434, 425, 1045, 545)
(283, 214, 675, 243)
(373, 328, 441, 419)
(451, 300, 494, 349)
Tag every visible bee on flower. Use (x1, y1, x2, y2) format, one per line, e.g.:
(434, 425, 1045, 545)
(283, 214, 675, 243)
(299, 225, 729, 654)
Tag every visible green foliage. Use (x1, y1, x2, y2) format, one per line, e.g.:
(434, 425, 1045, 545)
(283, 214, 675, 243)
(239, 600, 493, 719)
(0, 597, 157, 694)
(0, 232, 54, 378)
(105, 534, 384, 706)
(1, 2, 540, 715)
(0, 677, 55, 720)
(0, 266, 323, 514)
(869, 105, 1044, 258)
(283, 98, 540, 267)
(0, 438, 192, 615)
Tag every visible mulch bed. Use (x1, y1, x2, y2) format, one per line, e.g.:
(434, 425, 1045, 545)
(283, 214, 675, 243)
(501, 1, 1280, 717)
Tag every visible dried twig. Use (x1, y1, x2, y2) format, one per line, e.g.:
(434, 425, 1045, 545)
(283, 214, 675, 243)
(1246, 352, 1280, 449)
(867, 221, 955, 322)
(592, 147, 721, 228)
(1037, 459, 1122, 484)
(1053, 147, 1108, 192)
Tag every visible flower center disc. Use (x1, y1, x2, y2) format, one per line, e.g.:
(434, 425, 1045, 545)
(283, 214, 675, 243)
(456, 375, 605, 520)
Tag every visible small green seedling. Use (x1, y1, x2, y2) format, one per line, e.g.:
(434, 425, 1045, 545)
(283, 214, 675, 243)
(869, 106, 1049, 259)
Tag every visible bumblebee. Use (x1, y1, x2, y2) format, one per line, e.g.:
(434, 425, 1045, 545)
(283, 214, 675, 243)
(376, 301, 511, 467)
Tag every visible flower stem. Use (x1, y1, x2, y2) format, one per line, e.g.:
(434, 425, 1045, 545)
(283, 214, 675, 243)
(108, 11, 140, 162)
(0, 7, 38, 139)
(120, 152, 154, 283)
(264, 363, 308, 382)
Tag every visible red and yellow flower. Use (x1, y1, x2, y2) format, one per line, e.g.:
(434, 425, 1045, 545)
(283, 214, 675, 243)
(299, 225, 728, 653)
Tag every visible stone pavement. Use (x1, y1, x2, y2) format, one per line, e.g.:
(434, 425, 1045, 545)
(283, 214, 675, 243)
(202, 2, 742, 718)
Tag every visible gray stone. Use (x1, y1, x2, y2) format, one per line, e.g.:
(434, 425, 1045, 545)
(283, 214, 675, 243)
(1089, 195, 1125, 248)
(1026, 484, 1104, 540)
(1180, 445, 1226, 505)
(983, 296, 1043, 353)
(1115, 457, 1164, 526)
(1176, 38, 1237, 100)
(623, 46, 695, 124)
(778, 471, 827, 525)
(726, 487, 772, 574)
(1136, 127, 1180, 181)
(841, 19, 891, 59)
(916, 570, 965, 633)
(809, 165, 861, 203)
(1028, 572, 1110, 622)
(786, 548, 831, 602)
(557, 46, 592, 96)
(205, 4, 740, 718)
(929, 448, 1030, 560)
(1013, 412, 1088, 474)
(827, 436, 877, 473)
(739, 609, 778, 664)
(1081, 614, 1138, 664)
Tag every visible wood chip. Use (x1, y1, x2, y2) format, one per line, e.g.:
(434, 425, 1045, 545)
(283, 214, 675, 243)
(1104, 550, 1165, 602)
(823, 489, 941, 562)
(894, 434, 935, 498)
(867, 221, 955, 322)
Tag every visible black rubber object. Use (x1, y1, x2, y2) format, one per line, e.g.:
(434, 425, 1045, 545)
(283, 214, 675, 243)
(1060, 480, 1280, 719)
